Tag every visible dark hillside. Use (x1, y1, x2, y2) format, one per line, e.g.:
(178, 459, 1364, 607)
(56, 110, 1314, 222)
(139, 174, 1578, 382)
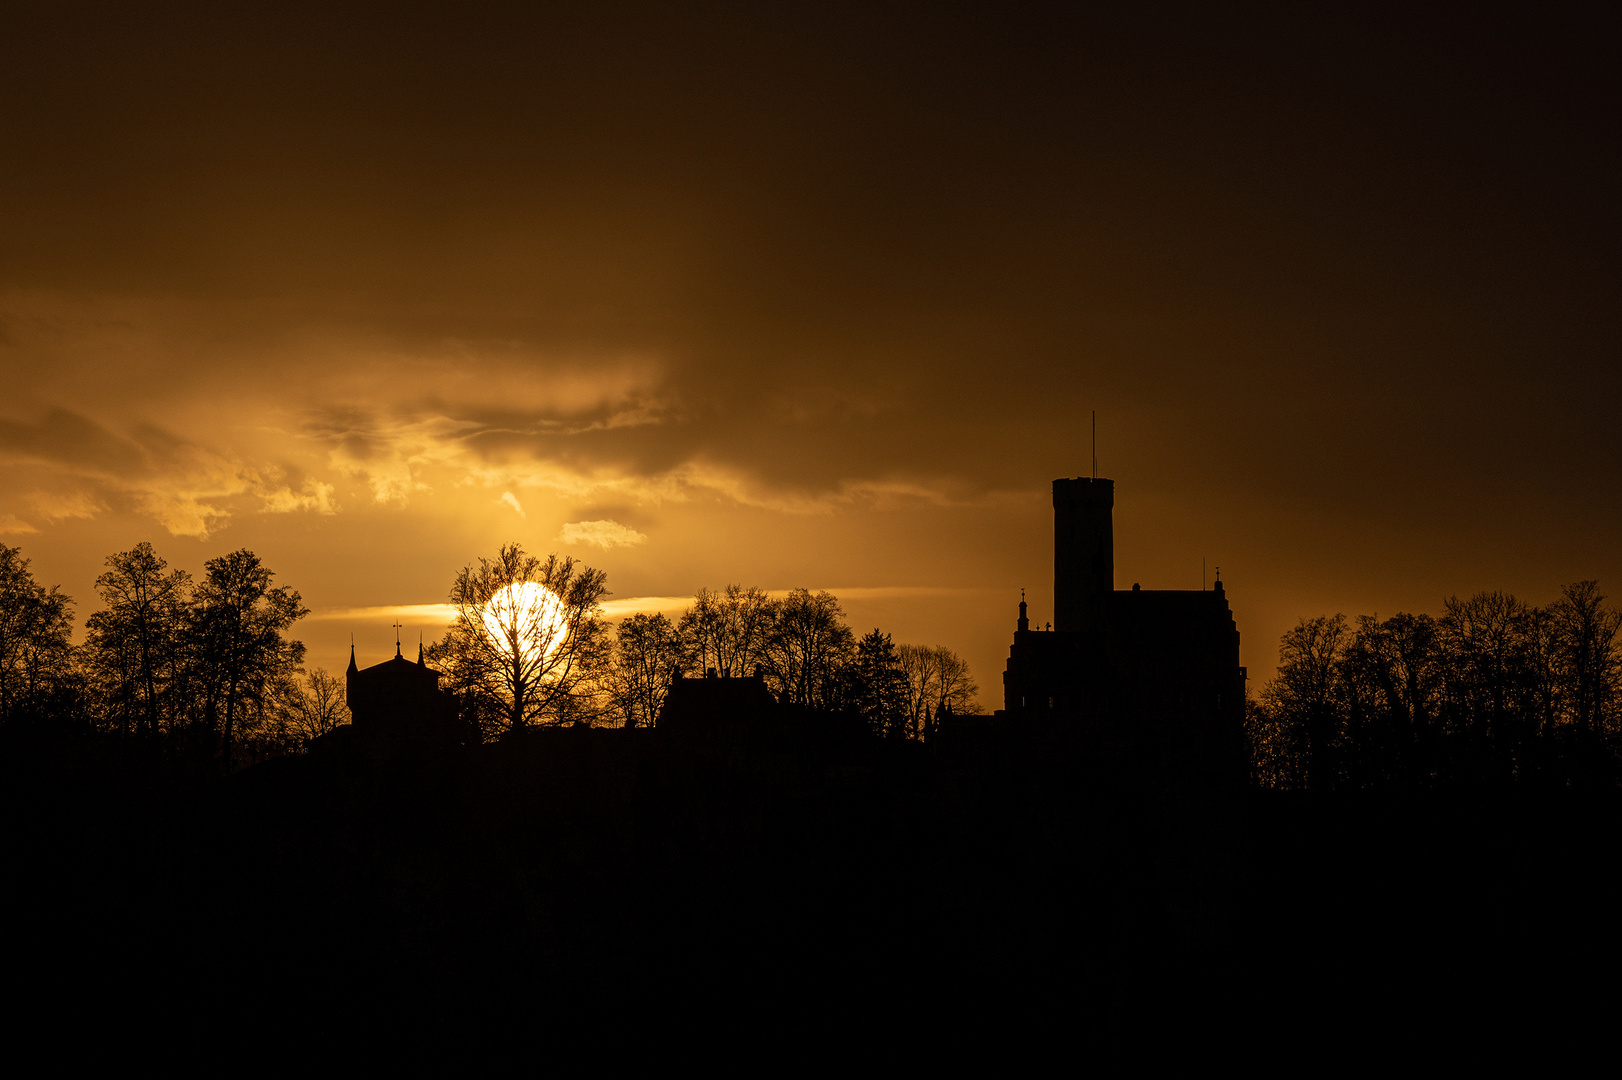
(4, 717, 1619, 1021)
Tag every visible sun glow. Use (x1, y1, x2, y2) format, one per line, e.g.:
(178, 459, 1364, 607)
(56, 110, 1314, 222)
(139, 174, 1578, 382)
(482, 581, 570, 666)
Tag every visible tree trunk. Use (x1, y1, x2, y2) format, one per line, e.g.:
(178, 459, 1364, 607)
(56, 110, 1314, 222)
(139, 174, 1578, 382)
(140, 628, 158, 738)
(222, 682, 236, 774)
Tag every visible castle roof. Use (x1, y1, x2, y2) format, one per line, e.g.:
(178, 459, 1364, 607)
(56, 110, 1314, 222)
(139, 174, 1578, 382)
(347, 641, 442, 690)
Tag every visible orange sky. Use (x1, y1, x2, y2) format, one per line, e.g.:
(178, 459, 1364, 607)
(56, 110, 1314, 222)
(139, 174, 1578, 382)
(2, 6, 1618, 707)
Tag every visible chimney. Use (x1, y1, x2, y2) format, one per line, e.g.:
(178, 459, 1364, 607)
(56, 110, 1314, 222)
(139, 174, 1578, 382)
(1052, 476, 1113, 632)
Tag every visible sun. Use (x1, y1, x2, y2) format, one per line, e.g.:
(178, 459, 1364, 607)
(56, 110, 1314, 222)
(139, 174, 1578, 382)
(482, 581, 569, 667)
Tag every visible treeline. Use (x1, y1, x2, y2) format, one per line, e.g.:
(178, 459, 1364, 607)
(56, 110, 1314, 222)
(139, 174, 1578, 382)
(0, 541, 341, 767)
(423, 545, 980, 742)
(0, 540, 980, 767)
(1249, 582, 1622, 790)
(602, 585, 980, 738)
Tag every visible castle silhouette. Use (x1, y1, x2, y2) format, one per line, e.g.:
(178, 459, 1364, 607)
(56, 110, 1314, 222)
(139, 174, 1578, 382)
(994, 476, 1247, 784)
(345, 637, 461, 742)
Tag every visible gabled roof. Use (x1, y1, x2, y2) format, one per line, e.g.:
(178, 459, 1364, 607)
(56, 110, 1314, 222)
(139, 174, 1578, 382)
(347, 642, 443, 688)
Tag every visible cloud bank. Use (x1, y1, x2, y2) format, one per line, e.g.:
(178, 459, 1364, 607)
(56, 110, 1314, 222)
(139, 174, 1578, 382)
(557, 519, 648, 550)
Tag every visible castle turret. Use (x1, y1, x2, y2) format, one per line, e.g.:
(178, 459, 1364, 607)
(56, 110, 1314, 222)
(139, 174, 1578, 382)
(1052, 476, 1113, 632)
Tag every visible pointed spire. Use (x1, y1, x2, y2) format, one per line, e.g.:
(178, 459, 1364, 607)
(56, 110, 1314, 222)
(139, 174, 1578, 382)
(1018, 588, 1029, 633)
(347, 638, 357, 674)
(417, 634, 425, 667)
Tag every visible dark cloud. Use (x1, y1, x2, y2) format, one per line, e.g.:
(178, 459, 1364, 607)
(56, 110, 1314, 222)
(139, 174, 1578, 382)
(0, 409, 146, 477)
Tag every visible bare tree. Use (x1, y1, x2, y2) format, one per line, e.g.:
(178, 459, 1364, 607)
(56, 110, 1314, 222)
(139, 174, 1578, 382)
(898, 643, 980, 737)
(608, 612, 684, 728)
(428, 543, 610, 737)
(677, 587, 723, 675)
(1552, 582, 1622, 736)
(1245, 692, 1303, 790)
(720, 585, 774, 676)
(279, 667, 350, 744)
(1261, 614, 1348, 791)
(764, 589, 854, 709)
(1439, 591, 1534, 781)
(1255, 583, 1622, 790)
(1337, 612, 1445, 787)
(678, 585, 776, 677)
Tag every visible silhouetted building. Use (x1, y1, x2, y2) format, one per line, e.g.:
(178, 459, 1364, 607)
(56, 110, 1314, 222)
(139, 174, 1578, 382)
(657, 669, 778, 738)
(345, 640, 461, 743)
(998, 477, 1246, 785)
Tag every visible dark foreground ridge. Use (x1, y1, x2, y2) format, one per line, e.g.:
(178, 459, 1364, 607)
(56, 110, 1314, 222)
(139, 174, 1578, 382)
(6, 711, 1622, 1021)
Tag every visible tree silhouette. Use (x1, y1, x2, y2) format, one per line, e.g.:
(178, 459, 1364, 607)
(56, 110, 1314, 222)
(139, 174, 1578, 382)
(897, 643, 981, 737)
(677, 584, 775, 677)
(1438, 591, 1536, 783)
(0, 543, 75, 726)
(839, 629, 910, 738)
(1260, 615, 1348, 791)
(189, 549, 307, 770)
(1338, 612, 1444, 787)
(1252, 583, 1622, 790)
(428, 543, 609, 737)
(762, 588, 854, 709)
(278, 667, 349, 745)
(608, 612, 684, 728)
(81, 542, 191, 739)
(1550, 581, 1622, 780)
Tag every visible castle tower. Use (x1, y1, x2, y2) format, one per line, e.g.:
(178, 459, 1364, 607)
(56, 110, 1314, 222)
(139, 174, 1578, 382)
(1052, 476, 1113, 632)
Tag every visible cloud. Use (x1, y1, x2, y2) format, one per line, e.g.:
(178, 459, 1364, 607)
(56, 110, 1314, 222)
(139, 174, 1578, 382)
(317, 596, 696, 622)
(312, 590, 993, 625)
(0, 514, 39, 535)
(599, 596, 695, 618)
(28, 490, 103, 521)
(797, 586, 991, 600)
(306, 410, 477, 504)
(318, 346, 666, 419)
(0, 397, 971, 545)
(557, 519, 648, 549)
(261, 479, 337, 515)
(309, 603, 459, 623)
(0, 297, 977, 541)
(0, 407, 352, 537)
(0, 408, 145, 476)
(0, 410, 249, 537)
(132, 491, 233, 538)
